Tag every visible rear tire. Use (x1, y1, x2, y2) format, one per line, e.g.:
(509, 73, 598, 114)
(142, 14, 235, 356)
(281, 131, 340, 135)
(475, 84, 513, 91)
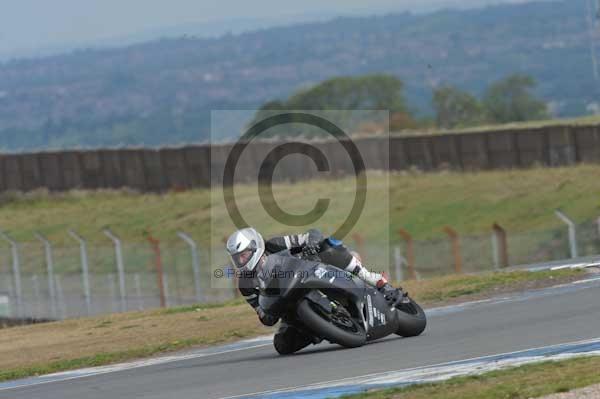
(394, 298, 427, 337)
(297, 298, 366, 348)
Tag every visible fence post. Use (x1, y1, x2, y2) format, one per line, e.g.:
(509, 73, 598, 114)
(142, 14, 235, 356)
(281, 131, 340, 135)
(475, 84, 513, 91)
(0, 231, 23, 318)
(596, 217, 600, 242)
(34, 232, 57, 319)
(397, 229, 417, 279)
(103, 229, 127, 312)
(68, 230, 92, 316)
(177, 231, 203, 303)
(147, 234, 166, 308)
(443, 226, 463, 274)
(555, 210, 578, 258)
(492, 223, 509, 269)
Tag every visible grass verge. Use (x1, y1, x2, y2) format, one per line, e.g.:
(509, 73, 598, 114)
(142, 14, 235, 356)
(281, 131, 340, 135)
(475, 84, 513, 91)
(0, 268, 585, 382)
(0, 165, 599, 246)
(341, 355, 600, 399)
(400, 268, 585, 305)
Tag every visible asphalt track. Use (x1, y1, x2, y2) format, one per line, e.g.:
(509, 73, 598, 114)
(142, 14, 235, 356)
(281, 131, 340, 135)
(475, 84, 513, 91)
(2, 275, 600, 399)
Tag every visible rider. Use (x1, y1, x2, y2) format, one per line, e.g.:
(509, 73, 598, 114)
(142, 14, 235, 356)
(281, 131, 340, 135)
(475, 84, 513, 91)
(225, 227, 406, 354)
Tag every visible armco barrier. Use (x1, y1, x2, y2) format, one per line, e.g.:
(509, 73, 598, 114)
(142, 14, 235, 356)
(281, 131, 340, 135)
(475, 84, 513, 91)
(0, 124, 599, 192)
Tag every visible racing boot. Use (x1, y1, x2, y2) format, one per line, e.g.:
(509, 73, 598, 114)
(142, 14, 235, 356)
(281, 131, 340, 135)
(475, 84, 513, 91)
(376, 276, 409, 307)
(273, 321, 319, 355)
(347, 255, 408, 307)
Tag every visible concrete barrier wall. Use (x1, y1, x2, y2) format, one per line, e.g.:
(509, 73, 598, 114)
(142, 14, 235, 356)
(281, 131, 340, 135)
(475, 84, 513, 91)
(0, 124, 599, 193)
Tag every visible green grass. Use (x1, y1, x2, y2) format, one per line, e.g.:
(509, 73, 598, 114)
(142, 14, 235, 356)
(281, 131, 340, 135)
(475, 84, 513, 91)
(0, 165, 599, 276)
(0, 165, 598, 246)
(341, 355, 600, 399)
(388, 166, 600, 240)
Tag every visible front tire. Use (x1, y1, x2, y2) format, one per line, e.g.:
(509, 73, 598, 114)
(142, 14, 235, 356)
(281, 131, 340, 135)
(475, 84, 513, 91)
(297, 298, 366, 348)
(394, 298, 427, 337)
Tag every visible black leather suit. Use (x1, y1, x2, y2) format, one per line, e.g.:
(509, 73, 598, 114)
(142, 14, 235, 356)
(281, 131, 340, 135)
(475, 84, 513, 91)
(237, 229, 357, 354)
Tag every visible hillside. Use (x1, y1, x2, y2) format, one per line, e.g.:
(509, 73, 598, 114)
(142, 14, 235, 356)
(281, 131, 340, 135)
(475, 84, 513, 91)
(0, 0, 598, 150)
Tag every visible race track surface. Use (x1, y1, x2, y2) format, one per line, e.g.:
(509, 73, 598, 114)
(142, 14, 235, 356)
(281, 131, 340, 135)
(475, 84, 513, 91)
(3, 276, 600, 399)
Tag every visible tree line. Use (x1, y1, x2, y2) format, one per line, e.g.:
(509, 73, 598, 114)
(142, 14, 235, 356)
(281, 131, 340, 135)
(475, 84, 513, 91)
(433, 74, 548, 129)
(252, 73, 549, 134)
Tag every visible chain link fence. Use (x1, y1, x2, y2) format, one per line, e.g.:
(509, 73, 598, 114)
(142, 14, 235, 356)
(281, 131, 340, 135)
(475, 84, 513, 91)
(1, 215, 599, 321)
(0, 237, 237, 321)
(390, 220, 600, 280)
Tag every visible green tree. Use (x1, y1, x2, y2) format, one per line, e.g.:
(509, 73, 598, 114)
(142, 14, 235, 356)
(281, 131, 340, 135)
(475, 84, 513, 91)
(483, 74, 548, 123)
(432, 86, 485, 129)
(250, 74, 413, 137)
(286, 75, 408, 113)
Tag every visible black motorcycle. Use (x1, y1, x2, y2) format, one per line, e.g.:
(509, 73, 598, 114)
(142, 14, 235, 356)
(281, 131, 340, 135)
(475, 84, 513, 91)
(257, 249, 427, 350)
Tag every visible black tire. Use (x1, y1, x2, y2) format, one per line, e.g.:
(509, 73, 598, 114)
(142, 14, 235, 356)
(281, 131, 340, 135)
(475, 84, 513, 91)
(395, 298, 427, 337)
(297, 298, 366, 348)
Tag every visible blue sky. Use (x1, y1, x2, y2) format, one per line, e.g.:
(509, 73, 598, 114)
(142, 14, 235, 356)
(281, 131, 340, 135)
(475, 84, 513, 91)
(0, 0, 540, 59)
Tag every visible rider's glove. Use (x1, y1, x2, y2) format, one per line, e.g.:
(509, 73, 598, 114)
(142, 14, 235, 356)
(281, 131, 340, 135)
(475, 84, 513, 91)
(302, 245, 319, 258)
(303, 229, 323, 257)
(256, 307, 279, 326)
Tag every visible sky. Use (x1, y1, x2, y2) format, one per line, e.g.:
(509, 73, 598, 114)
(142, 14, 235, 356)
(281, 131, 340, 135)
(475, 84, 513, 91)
(0, 0, 543, 59)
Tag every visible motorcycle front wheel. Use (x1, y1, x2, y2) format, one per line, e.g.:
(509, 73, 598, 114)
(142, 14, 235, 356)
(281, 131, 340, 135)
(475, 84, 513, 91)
(394, 297, 427, 337)
(297, 298, 366, 348)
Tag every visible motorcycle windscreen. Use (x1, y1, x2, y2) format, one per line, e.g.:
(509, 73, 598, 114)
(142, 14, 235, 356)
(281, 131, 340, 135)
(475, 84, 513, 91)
(257, 253, 305, 296)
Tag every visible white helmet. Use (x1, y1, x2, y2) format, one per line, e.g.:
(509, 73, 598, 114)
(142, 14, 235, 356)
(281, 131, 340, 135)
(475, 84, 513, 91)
(225, 227, 265, 271)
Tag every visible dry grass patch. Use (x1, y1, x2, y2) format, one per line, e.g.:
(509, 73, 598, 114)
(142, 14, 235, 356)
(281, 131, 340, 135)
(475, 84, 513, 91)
(0, 300, 270, 372)
(400, 268, 584, 306)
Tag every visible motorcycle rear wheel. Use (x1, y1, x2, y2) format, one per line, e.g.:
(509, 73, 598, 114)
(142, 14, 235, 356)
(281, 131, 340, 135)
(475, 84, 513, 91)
(297, 298, 366, 348)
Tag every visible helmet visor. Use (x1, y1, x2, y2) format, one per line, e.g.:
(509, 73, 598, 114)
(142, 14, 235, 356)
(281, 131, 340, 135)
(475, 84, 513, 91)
(230, 248, 257, 269)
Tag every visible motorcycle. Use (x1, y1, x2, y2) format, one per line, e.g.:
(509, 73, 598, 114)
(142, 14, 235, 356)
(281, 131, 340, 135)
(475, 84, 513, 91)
(257, 248, 427, 351)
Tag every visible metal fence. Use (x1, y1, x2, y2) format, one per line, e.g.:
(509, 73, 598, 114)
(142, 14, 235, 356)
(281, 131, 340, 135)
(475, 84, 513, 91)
(1, 213, 599, 321)
(387, 216, 600, 280)
(0, 232, 237, 321)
